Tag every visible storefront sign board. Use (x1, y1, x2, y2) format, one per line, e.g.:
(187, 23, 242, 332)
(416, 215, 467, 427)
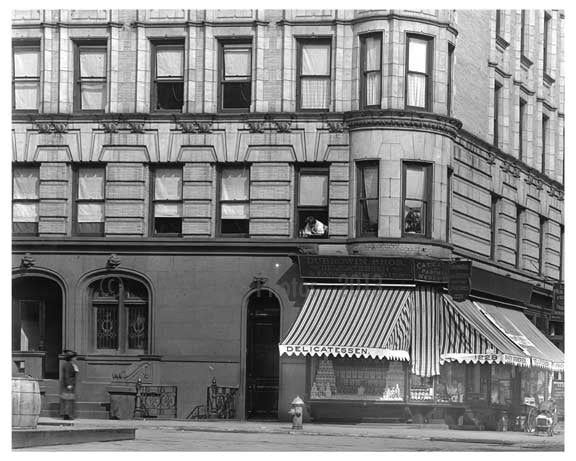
(448, 260, 472, 301)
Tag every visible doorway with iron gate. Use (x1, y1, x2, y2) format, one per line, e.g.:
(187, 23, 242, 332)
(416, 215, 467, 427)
(245, 290, 280, 420)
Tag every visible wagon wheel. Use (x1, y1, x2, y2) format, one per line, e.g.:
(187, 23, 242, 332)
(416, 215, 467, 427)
(524, 407, 537, 433)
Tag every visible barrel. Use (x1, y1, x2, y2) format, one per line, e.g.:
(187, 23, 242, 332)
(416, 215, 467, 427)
(12, 376, 41, 429)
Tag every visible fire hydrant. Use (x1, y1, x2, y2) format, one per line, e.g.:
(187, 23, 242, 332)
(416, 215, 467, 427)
(288, 396, 304, 430)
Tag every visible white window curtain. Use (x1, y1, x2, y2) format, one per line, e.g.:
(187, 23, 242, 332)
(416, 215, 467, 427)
(365, 73, 381, 107)
(301, 79, 329, 109)
(407, 74, 426, 108)
(364, 36, 381, 106)
(14, 82, 39, 110)
(299, 174, 328, 206)
(78, 203, 104, 222)
(156, 48, 183, 78)
(13, 49, 39, 77)
(155, 169, 182, 200)
(81, 83, 106, 110)
(13, 203, 38, 222)
(224, 48, 251, 79)
(365, 36, 381, 72)
(221, 168, 249, 201)
(362, 167, 378, 199)
(302, 44, 330, 75)
(13, 169, 39, 199)
(80, 49, 106, 78)
(78, 169, 104, 200)
(405, 166, 426, 199)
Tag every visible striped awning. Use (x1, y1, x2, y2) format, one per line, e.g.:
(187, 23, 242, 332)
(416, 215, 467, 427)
(441, 296, 530, 367)
(279, 286, 412, 360)
(475, 301, 564, 371)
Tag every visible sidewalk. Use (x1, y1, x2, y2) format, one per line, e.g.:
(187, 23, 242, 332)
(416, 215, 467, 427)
(37, 416, 564, 449)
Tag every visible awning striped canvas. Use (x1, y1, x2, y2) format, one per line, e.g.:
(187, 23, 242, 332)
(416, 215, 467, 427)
(441, 296, 530, 367)
(475, 301, 564, 371)
(410, 287, 440, 377)
(279, 286, 412, 360)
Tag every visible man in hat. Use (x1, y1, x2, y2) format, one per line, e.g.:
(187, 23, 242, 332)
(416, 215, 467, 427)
(60, 350, 79, 420)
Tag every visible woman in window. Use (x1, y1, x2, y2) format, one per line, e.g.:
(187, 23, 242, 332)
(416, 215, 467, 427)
(301, 216, 328, 238)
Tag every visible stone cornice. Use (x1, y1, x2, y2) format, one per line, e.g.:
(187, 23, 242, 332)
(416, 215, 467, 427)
(343, 110, 462, 137)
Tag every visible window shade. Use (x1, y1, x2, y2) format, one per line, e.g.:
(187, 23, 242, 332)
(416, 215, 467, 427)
(78, 168, 105, 199)
(361, 166, 378, 199)
(14, 82, 39, 110)
(155, 169, 182, 200)
(80, 49, 106, 78)
(13, 49, 39, 77)
(405, 166, 426, 199)
(81, 82, 106, 110)
(301, 43, 330, 75)
(365, 36, 381, 71)
(13, 169, 39, 199)
(299, 174, 328, 206)
(13, 203, 38, 222)
(78, 203, 104, 222)
(221, 203, 249, 219)
(301, 79, 329, 109)
(224, 48, 251, 78)
(408, 39, 428, 73)
(156, 48, 183, 77)
(221, 168, 249, 200)
(154, 203, 182, 217)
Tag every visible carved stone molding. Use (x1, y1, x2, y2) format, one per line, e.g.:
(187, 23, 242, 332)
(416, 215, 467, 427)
(107, 253, 121, 269)
(101, 120, 120, 133)
(272, 120, 292, 133)
(195, 121, 212, 133)
(21, 253, 35, 269)
(112, 361, 152, 384)
(326, 120, 346, 133)
(246, 120, 265, 133)
(34, 120, 69, 134)
(127, 121, 146, 134)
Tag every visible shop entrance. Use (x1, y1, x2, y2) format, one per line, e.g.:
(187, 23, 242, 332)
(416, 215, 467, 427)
(245, 290, 280, 420)
(12, 276, 63, 379)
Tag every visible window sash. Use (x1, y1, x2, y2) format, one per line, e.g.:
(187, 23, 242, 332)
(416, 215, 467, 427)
(221, 202, 249, 219)
(78, 168, 105, 200)
(95, 304, 119, 350)
(79, 48, 107, 78)
(407, 73, 427, 108)
(364, 71, 381, 107)
(13, 168, 39, 199)
(221, 168, 249, 201)
(223, 47, 251, 79)
(154, 202, 183, 218)
(408, 38, 428, 73)
(156, 46, 184, 78)
(154, 169, 182, 200)
(14, 81, 39, 110)
(403, 164, 431, 236)
(13, 202, 39, 222)
(301, 43, 331, 76)
(403, 199, 427, 234)
(13, 47, 40, 77)
(359, 165, 379, 200)
(77, 202, 104, 223)
(300, 77, 330, 109)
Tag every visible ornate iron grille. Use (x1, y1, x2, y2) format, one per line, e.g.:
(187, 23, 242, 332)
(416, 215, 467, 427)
(127, 304, 148, 349)
(187, 378, 238, 419)
(95, 304, 118, 349)
(134, 382, 178, 419)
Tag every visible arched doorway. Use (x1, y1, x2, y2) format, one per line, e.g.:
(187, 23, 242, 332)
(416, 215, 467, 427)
(12, 276, 63, 379)
(245, 290, 281, 420)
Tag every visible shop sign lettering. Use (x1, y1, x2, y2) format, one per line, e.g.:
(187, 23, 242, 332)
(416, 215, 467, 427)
(283, 345, 369, 356)
(298, 256, 414, 281)
(449, 260, 472, 301)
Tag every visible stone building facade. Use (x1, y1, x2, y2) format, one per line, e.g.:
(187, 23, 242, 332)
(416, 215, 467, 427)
(12, 9, 564, 420)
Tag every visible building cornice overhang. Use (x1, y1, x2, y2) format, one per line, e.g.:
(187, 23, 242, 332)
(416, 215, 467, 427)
(343, 110, 462, 137)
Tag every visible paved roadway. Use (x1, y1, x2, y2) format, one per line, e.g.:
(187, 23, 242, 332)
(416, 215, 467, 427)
(20, 427, 564, 452)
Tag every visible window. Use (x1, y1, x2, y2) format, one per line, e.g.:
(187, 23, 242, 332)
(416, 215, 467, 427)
(296, 167, 329, 238)
(402, 163, 432, 237)
(74, 165, 105, 236)
(520, 10, 527, 57)
(74, 42, 107, 111)
(541, 114, 549, 173)
(490, 194, 500, 260)
(516, 206, 524, 268)
(560, 225, 564, 281)
(220, 42, 252, 110)
(219, 166, 250, 236)
(447, 44, 454, 115)
(519, 98, 526, 161)
(493, 82, 502, 148)
(356, 162, 379, 236)
(539, 216, 547, 275)
(152, 41, 184, 111)
(152, 167, 183, 235)
(496, 10, 503, 38)
(12, 43, 40, 111)
(543, 12, 551, 76)
(446, 167, 453, 242)
(90, 276, 148, 352)
(12, 166, 39, 235)
(406, 35, 432, 110)
(298, 39, 331, 110)
(360, 34, 382, 108)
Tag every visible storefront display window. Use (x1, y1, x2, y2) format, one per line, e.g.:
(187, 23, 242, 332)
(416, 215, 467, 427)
(437, 363, 466, 403)
(520, 367, 549, 406)
(490, 364, 514, 405)
(309, 357, 406, 401)
(410, 375, 434, 401)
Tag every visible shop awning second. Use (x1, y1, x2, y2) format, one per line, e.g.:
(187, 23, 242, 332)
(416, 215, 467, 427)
(279, 286, 411, 360)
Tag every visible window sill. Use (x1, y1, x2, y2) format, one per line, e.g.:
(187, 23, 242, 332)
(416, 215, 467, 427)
(520, 54, 533, 69)
(543, 73, 555, 86)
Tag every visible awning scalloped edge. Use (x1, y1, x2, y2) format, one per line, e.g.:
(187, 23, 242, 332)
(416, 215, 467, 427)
(440, 353, 531, 367)
(279, 345, 409, 361)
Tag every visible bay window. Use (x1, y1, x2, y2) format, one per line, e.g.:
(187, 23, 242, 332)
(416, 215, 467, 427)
(12, 166, 39, 236)
(360, 34, 382, 108)
(219, 166, 250, 236)
(402, 162, 432, 237)
(298, 39, 331, 110)
(356, 161, 379, 236)
(406, 35, 432, 110)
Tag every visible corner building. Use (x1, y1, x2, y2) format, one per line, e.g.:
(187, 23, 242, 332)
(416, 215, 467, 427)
(12, 9, 564, 426)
